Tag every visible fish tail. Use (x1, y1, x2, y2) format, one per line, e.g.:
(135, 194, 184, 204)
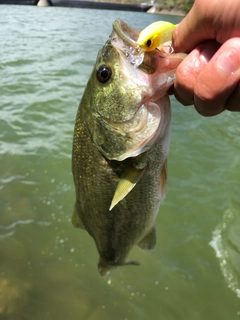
(98, 258, 140, 276)
(98, 259, 116, 276)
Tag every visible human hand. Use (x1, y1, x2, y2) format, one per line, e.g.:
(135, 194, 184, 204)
(172, 0, 240, 116)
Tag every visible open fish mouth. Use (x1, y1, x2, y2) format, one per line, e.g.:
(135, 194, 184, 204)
(112, 19, 139, 47)
(111, 19, 145, 68)
(111, 19, 176, 71)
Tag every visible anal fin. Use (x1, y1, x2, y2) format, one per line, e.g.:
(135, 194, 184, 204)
(137, 227, 156, 251)
(72, 204, 85, 229)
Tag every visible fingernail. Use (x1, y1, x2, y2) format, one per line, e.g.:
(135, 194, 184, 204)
(216, 49, 240, 74)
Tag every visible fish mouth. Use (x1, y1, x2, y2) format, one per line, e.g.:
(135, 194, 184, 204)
(111, 19, 146, 69)
(112, 19, 139, 47)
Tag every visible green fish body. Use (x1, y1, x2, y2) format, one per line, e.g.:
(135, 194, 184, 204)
(72, 19, 184, 275)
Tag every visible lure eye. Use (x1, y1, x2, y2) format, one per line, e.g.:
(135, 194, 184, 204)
(146, 39, 152, 48)
(96, 65, 112, 83)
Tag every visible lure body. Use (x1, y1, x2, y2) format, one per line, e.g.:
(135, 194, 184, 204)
(136, 21, 176, 51)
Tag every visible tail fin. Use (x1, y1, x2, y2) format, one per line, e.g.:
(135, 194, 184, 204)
(98, 258, 140, 276)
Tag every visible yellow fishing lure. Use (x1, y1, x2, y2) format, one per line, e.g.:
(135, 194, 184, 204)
(136, 21, 176, 51)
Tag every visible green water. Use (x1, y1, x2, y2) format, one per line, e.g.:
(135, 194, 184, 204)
(1, 5, 240, 319)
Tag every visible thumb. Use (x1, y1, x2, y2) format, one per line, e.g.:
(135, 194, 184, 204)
(193, 38, 240, 116)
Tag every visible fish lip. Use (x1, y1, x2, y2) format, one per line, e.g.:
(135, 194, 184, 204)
(111, 19, 144, 67)
(112, 19, 139, 47)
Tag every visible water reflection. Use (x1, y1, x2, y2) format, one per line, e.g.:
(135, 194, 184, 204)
(210, 207, 240, 299)
(1, 4, 240, 320)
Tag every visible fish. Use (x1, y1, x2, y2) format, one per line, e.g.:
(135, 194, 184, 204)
(72, 19, 185, 276)
(136, 21, 176, 51)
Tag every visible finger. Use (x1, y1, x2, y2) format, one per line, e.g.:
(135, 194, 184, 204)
(225, 82, 240, 112)
(193, 38, 240, 116)
(174, 41, 220, 105)
(173, 0, 240, 53)
(172, 0, 217, 53)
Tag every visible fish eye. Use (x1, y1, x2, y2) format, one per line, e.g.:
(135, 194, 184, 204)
(146, 39, 152, 48)
(96, 65, 112, 83)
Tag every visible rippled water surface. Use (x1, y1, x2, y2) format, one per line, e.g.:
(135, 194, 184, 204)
(1, 5, 240, 319)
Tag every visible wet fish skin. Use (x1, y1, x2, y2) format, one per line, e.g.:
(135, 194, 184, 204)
(72, 20, 182, 276)
(72, 102, 169, 275)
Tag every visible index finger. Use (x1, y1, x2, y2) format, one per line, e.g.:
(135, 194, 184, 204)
(173, 0, 240, 53)
(172, 0, 218, 53)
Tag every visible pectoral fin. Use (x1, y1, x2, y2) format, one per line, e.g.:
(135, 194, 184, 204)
(137, 227, 156, 250)
(159, 161, 167, 200)
(109, 166, 146, 211)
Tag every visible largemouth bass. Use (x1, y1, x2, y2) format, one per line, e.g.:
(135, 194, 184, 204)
(72, 19, 185, 276)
